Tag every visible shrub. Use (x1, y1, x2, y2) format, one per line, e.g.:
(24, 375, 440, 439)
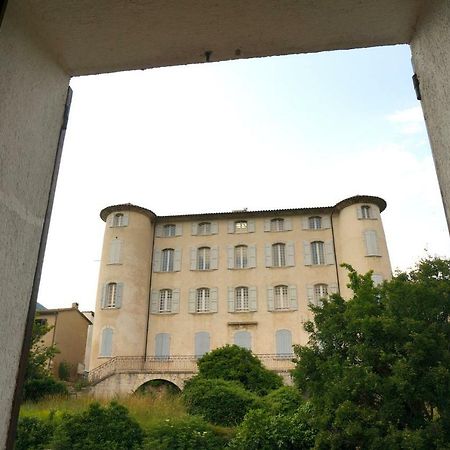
(143, 415, 230, 450)
(263, 386, 303, 415)
(52, 401, 144, 450)
(15, 416, 54, 450)
(182, 377, 260, 426)
(58, 361, 71, 381)
(197, 345, 283, 395)
(229, 404, 316, 450)
(23, 376, 68, 402)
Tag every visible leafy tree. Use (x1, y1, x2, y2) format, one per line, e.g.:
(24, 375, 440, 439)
(196, 345, 283, 395)
(292, 257, 450, 449)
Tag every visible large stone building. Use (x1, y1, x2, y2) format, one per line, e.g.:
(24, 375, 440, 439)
(89, 194, 391, 384)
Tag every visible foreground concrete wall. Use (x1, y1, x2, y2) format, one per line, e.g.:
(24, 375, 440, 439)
(411, 0, 450, 227)
(0, 6, 70, 448)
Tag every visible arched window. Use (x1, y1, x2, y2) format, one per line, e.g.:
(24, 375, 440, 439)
(113, 213, 124, 227)
(197, 247, 210, 270)
(314, 283, 328, 305)
(308, 216, 322, 230)
(159, 289, 172, 312)
(274, 285, 289, 309)
(198, 222, 211, 235)
(196, 288, 210, 312)
(235, 286, 249, 311)
(272, 243, 286, 267)
(276, 330, 293, 357)
(106, 282, 117, 308)
(361, 205, 371, 219)
(161, 248, 174, 272)
(163, 224, 176, 237)
(270, 218, 284, 232)
(195, 332, 210, 358)
(234, 245, 248, 269)
(311, 241, 325, 265)
(234, 220, 248, 232)
(100, 328, 113, 357)
(234, 330, 251, 350)
(155, 333, 170, 358)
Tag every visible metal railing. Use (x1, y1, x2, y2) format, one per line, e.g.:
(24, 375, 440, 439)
(88, 353, 295, 385)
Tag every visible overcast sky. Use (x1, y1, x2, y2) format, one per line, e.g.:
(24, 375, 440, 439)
(37, 44, 450, 311)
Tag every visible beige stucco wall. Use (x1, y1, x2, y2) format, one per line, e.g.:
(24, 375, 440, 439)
(411, 0, 450, 226)
(0, 5, 70, 446)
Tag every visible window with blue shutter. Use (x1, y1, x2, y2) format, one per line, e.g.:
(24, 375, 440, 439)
(364, 230, 380, 256)
(155, 333, 170, 358)
(108, 238, 122, 264)
(276, 330, 292, 357)
(195, 332, 210, 358)
(100, 328, 113, 357)
(234, 331, 251, 350)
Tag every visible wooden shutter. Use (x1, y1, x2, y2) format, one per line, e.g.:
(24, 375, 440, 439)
(285, 217, 293, 231)
(211, 222, 218, 234)
(302, 217, 309, 230)
(195, 332, 210, 357)
(267, 287, 274, 311)
(303, 241, 312, 265)
(210, 288, 218, 312)
(150, 290, 159, 313)
(248, 245, 257, 268)
(115, 283, 123, 308)
(155, 333, 170, 357)
(227, 245, 234, 269)
(210, 246, 219, 269)
(249, 287, 257, 311)
(153, 249, 162, 272)
(107, 214, 114, 227)
(325, 241, 335, 265)
(188, 289, 196, 313)
(174, 249, 182, 271)
(175, 223, 182, 236)
(228, 221, 235, 233)
(101, 328, 113, 357)
(100, 284, 107, 308)
(265, 244, 272, 267)
(109, 239, 122, 264)
(228, 287, 235, 312)
(264, 219, 271, 232)
(121, 214, 129, 226)
(322, 216, 331, 229)
(276, 330, 292, 356)
(248, 219, 255, 233)
(191, 223, 198, 235)
(306, 285, 314, 304)
(234, 331, 251, 350)
(364, 230, 380, 256)
(155, 224, 163, 237)
(286, 241, 295, 266)
(190, 248, 197, 270)
(357, 206, 363, 219)
(288, 285, 298, 310)
(172, 289, 180, 312)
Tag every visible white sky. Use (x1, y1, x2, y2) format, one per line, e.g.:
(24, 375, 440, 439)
(38, 44, 450, 311)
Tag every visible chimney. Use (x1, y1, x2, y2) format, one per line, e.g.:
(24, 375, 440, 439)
(72, 302, 79, 309)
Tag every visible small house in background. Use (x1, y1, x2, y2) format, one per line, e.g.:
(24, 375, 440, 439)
(36, 303, 93, 380)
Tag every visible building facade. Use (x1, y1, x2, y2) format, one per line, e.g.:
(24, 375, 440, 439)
(89, 195, 391, 375)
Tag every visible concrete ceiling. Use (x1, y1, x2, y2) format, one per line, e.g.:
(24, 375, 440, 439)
(14, 0, 426, 76)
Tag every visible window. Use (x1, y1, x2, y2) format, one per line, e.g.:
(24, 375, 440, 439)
(161, 248, 174, 272)
(235, 286, 249, 311)
(272, 243, 286, 267)
(309, 216, 322, 230)
(108, 238, 122, 264)
(271, 218, 284, 232)
(360, 205, 372, 219)
(106, 282, 117, 308)
(234, 245, 248, 269)
(100, 328, 113, 357)
(234, 220, 248, 232)
(274, 285, 289, 310)
(159, 289, 172, 313)
(197, 247, 210, 270)
(314, 283, 328, 304)
(234, 330, 251, 350)
(113, 213, 124, 227)
(195, 332, 210, 358)
(198, 222, 211, 235)
(196, 288, 210, 312)
(276, 330, 293, 357)
(371, 274, 383, 286)
(163, 224, 176, 237)
(155, 333, 170, 358)
(364, 230, 380, 256)
(311, 241, 325, 265)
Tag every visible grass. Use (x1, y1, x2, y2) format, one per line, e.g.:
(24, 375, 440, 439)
(20, 392, 189, 431)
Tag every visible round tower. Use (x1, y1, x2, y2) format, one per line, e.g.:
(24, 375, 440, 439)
(332, 195, 392, 299)
(89, 204, 156, 371)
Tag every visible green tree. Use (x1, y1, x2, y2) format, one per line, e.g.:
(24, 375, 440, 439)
(292, 257, 450, 449)
(197, 345, 283, 395)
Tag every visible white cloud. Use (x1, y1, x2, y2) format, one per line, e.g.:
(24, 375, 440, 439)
(387, 106, 426, 134)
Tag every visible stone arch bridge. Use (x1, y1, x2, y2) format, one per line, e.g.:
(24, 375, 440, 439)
(88, 355, 294, 397)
